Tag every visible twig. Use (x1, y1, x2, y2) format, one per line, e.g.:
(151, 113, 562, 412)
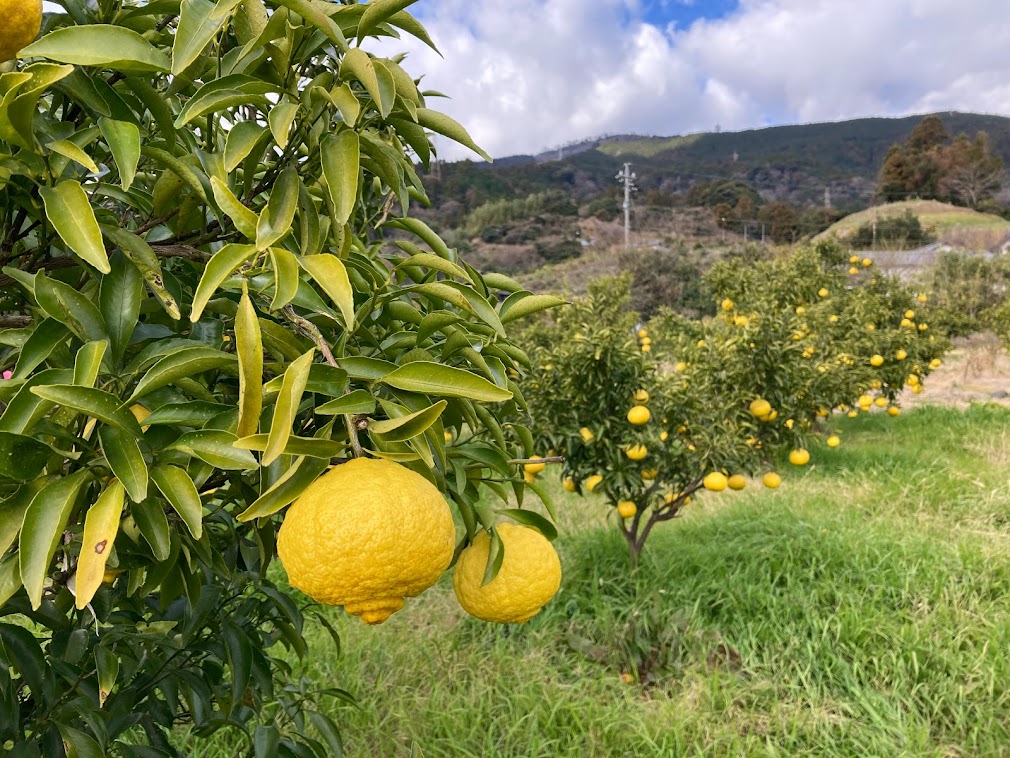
(281, 305, 363, 459)
(508, 456, 565, 465)
(0, 315, 31, 328)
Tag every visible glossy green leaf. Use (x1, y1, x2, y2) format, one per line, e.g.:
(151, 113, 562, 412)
(0, 553, 21, 607)
(0, 368, 73, 435)
(57, 724, 105, 758)
(274, 0, 347, 47)
(211, 178, 259, 240)
(0, 483, 43, 556)
(224, 121, 268, 173)
(263, 349, 314, 466)
(34, 273, 108, 344)
(0, 433, 52, 482)
(47, 139, 99, 173)
(129, 346, 236, 402)
(99, 426, 148, 503)
(75, 480, 125, 610)
(132, 498, 171, 562)
(20, 469, 91, 609)
(268, 101, 299, 150)
(236, 287, 263, 438)
(101, 226, 181, 320)
(268, 247, 300, 311)
(12, 319, 69, 380)
(340, 48, 393, 118)
(98, 118, 141, 192)
(381, 361, 512, 402)
(190, 244, 258, 322)
(168, 429, 258, 470)
(72, 340, 108, 388)
(100, 252, 144, 363)
(235, 433, 342, 459)
(173, 0, 228, 75)
(30, 385, 144, 436)
(22, 25, 171, 72)
(257, 167, 299, 250)
(416, 107, 492, 162)
(499, 293, 567, 324)
(140, 401, 231, 427)
(300, 254, 356, 330)
(237, 455, 329, 521)
(151, 465, 203, 539)
(314, 389, 375, 416)
(369, 400, 446, 442)
(321, 130, 359, 228)
(40, 181, 111, 274)
(356, 0, 418, 42)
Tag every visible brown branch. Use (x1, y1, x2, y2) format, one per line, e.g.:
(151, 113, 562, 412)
(0, 315, 31, 328)
(0, 245, 212, 289)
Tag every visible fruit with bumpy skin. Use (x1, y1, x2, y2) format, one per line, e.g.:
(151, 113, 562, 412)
(703, 472, 728, 492)
(0, 0, 42, 62)
(617, 500, 637, 519)
(627, 405, 651, 425)
(788, 449, 810, 466)
(896, 349, 907, 361)
(727, 474, 746, 491)
(453, 524, 561, 623)
(763, 472, 782, 489)
(721, 298, 734, 311)
(277, 458, 455, 624)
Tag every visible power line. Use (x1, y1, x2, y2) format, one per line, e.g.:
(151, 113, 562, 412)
(616, 163, 637, 248)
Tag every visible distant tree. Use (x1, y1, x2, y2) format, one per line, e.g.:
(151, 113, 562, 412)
(712, 202, 735, 229)
(758, 202, 800, 243)
(907, 114, 949, 152)
(940, 133, 1004, 208)
(849, 210, 934, 250)
(617, 244, 716, 319)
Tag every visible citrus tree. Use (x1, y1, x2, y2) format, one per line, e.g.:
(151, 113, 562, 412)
(0, 1, 563, 754)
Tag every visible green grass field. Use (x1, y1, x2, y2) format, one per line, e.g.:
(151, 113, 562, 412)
(192, 404, 1010, 757)
(818, 199, 1010, 241)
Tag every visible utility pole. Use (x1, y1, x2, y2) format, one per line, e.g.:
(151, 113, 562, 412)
(616, 162, 636, 248)
(824, 186, 831, 208)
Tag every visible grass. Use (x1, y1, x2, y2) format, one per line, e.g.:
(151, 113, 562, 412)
(193, 404, 1010, 757)
(597, 134, 702, 158)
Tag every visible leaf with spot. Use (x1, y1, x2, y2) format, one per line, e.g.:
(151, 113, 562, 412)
(75, 480, 125, 610)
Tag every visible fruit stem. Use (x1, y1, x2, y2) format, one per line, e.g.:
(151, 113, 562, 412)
(281, 306, 364, 458)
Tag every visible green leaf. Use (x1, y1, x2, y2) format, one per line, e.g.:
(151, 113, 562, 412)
(396, 252, 472, 284)
(314, 389, 375, 416)
(497, 508, 557, 541)
(268, 247, 300, 311)
(0, 483, 44, 556)
(369, 400, 446, 442)
(21, 25, 172, 73)
(129, 346, 236, 402)
(306, 710, 344, 757)
(35, 273, 108, 344)
(481, 528, 504, 586)
(72, 340, 108, 388)
(300, 254, 356, 330)
(101, 226, 181, 320)
(236, 287, 263, 438)
(75, 479, 124, 610)
(356, 0, 419, 42)
(57, 724, 105, 758)
(263, 349, 314, 466)
(47, 139, 99, 174)
(168, 430, 258, 470)
(254, 725, 281, 758)
(499, 293, 567, 324)
(339, 356, 396, 381)
(0, 433, 52, 482)
(237, 455, 329, 521)
(95, 645, 119, 707)
(30, 385, 144, 436)
(132, 499, 171, 562)
(20, 470, 91, 609)
(0, 622, 46, 698)
(0, 368, 74, 435)
(151, 465, 203, 539)
(99, 426, 148, 503)
(190, 244, 259, 322)
(173, 0, 228, 75)
(100, 252, 144, 363)
(0, 554, 22, 607)
(268, 101, 299, 150)
(225, 121, 268, 173)
(40, 181, 111, 274)
(321, 131, 359, 228)
(483, 272, 524, 292)
(211, 178, 259, 240)
(330, 82, 361, 127)
(416, 107, 492, 163)
(340, 48, 393, 118)
(98, 117, 141, 192)
(382, 361, 512, 402)
(235, 433, 342, 459)
(222, 620, 253, 716)
(140, 401, 231, 427)
(257, 167, 299, 251)
(12, 319, 69, 379)
(273, 0, 348, 47)
(387, 217, 452, 260)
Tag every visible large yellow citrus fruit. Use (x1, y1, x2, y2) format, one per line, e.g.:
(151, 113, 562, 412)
(703, 472, 727, 492)
(617, 500, 637, 519)
(788, 449, 810, 466)
(277, 458, 455, 624)
(453, 524, 561, 624)
(749, 398, 772, 419)
(727, 474, 746, 491)
(627, 405, 651, 425)
(0, 0, 42, 62)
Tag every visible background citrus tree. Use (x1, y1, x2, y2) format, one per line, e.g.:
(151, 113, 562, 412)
(0, 1, 561, 754)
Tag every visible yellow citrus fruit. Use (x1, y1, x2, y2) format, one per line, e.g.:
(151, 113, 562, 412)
(907, 374, 919, 386)
(918, 323, 928, 331)
(641, 336, 652, 345)
(870, 355, 884, 367)
(721, 298, 734, 311)
(0, 0, 42, 62)
(874, 397, 888, 408)
(633, 389, 649, 403)
(849, 267, 859, 275)
(870, 379, 882, 389)
(795, 306, 806, 315)
(584, 474, 603, 492)
(659, 430, 669, 442)
(727, 474, 746, 491)
(674, 361, 687, 372)
(887, 406, 900, 417)
(763, 472, 782, 489)
(766, 410, 779, 421)
(617, 500, 637, 519)
(641, 468, 657, 481)
(703, 472, 728, 492)
(829, 315, 839, 323)
(862, 258, 872, 267)
(785, 418, 795, 429)
(850, 255, 860, 264)
(788, 449, 810, 466)
(626, 444, 648, 461)
(847, 410, 858, 418)
(749, 398, 772, 419)
(562, 477, 576, 493)
(917, 293, 928, 303)
(641, 344, 651, 353)
(912, 385, 923, 394)
(524, 459, 547, 475)
(929, 358, 942, 369)
(826, 435, 840, 448)
(444, 430, 453, 443)
(523, 471, 537, 484)
(627, 405, 651, 425)
(638, 328, 648, 339)
(900, 318, 913, 328)
(818, 288, 829, 297)
(453, 524, 561, 624)
(734, 315, 749, 327)
(277, 458, 454, 624)
(858, 394, 872, 407)
(697, 339, 706, 348)
(579, 426, 594, 443)
(896, 349, 907, 361)
(866, 324, 876, 332)
(904, 310, 915, 319)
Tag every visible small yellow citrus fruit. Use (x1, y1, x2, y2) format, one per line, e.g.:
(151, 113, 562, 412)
(862, 258, 872, 267)
(562, 477, 576, 493)
(584, 474, 603, 492)
(917, 293, 928, 303)
(904, 310, 915, 319)
(929, 358, 942, 369)
(727, 474, 746, 491)
(849, 267, 859, 275)
(788, 449, 810, 466)
(849, 255, 859, 264)
(763, 472, 782, 489)
(721, 298, 734, 311)
(660, 430, 669, 441)
(453, 524, 561, 623)
(626, 444, 648, 461)
(638, 328, 648, 339)
(617, 501, 637, 519)
(627, 405, 651, 425)
(826, 435, 840, 448)
(874, 397, 888, 408)
(641, 468, 658, 481)
(887, 406, 900, 417)
(277, 458, 454, 624)
(444, 430, 453, 443)
(818, 288, 828, 297)
(749, 398, 772, 419)
(847, 410, 858, 418)
(524, 459, 547, 475)
(633, 389, 649, 403)
(870, 354, 884, 367)
(580, 427, 594, 443)
(703, 472, 728, 492)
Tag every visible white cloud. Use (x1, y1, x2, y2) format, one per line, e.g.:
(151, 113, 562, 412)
(373, 0, 1010, 160)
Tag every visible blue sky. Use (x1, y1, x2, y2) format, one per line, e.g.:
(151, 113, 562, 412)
(379, 0, 1010, 161)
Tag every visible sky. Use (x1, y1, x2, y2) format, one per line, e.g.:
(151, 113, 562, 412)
(373, 0, 1010, 161)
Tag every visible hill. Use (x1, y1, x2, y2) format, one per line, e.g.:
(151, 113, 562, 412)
(818, 200, 1010, 247)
